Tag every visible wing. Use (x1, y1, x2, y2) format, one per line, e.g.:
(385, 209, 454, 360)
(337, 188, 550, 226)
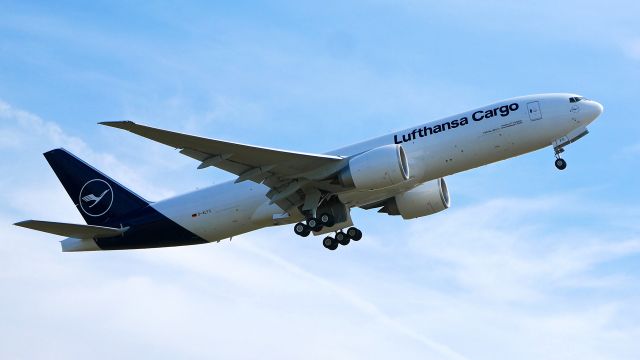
(100, 121, 349, 210)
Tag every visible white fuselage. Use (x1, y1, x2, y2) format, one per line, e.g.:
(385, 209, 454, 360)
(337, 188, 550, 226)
(152, 93, 603, 242)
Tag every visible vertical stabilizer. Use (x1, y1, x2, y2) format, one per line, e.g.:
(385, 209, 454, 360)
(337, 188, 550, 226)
(43, 148, 149, 227)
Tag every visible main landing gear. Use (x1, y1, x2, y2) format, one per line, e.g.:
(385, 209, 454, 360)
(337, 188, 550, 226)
(293, 214, 363, 251)
(321, 227, 363, 251)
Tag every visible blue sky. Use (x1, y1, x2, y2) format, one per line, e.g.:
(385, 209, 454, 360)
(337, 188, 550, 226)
(1, 1, 640, 359)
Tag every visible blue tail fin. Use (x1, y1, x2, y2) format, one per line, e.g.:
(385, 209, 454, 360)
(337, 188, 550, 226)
(44, 148, 149, 227)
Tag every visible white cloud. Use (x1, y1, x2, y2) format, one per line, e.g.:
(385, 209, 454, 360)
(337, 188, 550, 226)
(4, 191, 640, 359)
(0, 100, 85, 152)
(0, 220, 467, 360)
(407, 196, 640, 300)
(0, 100, 175, 209)
(395, 196, 640, 359)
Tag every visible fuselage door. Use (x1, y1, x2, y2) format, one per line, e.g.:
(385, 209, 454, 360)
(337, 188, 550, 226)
(527, 101, 542, 121)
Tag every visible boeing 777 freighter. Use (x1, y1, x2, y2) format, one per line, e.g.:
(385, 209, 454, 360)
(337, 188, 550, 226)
(15, 94, 603, 251)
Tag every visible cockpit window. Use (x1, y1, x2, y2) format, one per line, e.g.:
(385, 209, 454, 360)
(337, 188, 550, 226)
(569, 97, 584, 103)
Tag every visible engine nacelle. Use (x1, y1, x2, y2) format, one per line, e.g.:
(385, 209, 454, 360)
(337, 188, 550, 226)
(339, 144, 410, 190)
(381, 178, 450, 219)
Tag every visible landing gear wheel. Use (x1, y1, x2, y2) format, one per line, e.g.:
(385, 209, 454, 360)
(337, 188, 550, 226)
(319, 213, 335, 227)
(323, 236, 338, 251)
(555, 158, 567, 170)
(306, 218, 323, 232)
(294, 222, 311, 237)
(346, 227, 362, 241)
(335, 231, 350, 246)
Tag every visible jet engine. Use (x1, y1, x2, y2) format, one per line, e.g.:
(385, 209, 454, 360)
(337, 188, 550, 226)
(338, 144, 410, 190)
(380, 178, 450, 219)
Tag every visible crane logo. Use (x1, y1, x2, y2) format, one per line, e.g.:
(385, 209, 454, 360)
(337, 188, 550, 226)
(79, 179, 114, 217)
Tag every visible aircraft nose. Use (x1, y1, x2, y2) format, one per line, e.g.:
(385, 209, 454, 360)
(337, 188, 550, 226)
(585, 100, 604, 122)
(594, 101, 604, 116)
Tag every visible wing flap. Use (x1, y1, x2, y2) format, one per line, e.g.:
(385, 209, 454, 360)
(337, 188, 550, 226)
(14, 220, 127, 239)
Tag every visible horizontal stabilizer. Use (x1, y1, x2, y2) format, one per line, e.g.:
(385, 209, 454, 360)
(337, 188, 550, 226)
(14, 220, 127, 239)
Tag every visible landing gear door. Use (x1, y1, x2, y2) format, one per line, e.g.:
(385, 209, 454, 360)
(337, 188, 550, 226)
(527, 101, 542, 121)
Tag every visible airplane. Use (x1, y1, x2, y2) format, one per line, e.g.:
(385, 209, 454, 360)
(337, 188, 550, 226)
(14, 93, 603, 251)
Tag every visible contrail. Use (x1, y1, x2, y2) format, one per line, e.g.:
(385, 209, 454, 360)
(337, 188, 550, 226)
(240, 242, 469, 360)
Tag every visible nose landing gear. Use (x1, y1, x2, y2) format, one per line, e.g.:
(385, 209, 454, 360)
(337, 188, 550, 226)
(554, 146, 567, 171)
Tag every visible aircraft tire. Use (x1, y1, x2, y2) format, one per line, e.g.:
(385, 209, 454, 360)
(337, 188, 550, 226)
(347, 227, 362, 241)
(336, 231, 350, 246)
(307, 217, 323, 232)
(319, 213, 335, 227)
(555, 158, 567, 170)
(294, 222, 311, 237)
(323, 236, 338, 250)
